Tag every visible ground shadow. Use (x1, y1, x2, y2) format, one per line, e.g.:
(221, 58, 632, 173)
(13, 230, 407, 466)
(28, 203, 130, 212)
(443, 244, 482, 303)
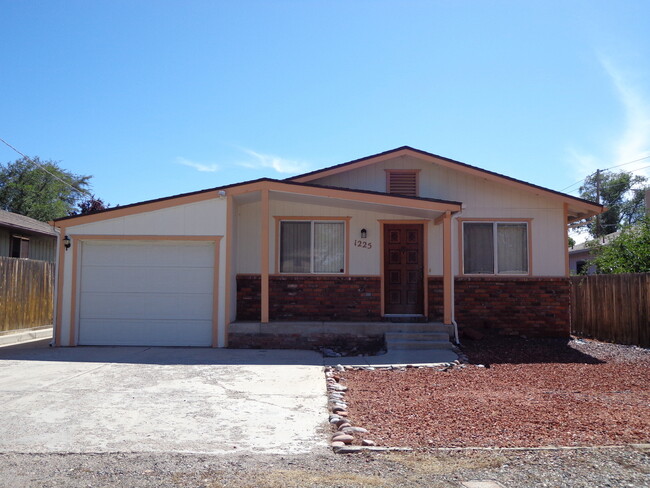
(0, 339, 327, 366)
(461, 336, 605, 365)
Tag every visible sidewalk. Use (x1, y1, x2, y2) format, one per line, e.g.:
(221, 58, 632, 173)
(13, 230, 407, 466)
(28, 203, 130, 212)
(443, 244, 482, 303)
(0, 327, 52, 347)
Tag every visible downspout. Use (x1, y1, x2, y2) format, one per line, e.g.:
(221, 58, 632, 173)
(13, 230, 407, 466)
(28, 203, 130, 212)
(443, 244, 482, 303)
(451, 208, 463, 345)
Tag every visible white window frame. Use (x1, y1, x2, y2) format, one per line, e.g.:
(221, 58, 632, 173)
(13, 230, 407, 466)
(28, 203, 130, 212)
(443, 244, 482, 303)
(278, 219, 347, 274)
(461, 220, 530, 276)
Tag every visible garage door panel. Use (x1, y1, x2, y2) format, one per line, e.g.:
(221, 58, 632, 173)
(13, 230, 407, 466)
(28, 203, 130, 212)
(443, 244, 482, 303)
(80, 266, 214, 294)
(79, 292, 213, 320)
(77, 240, 216, 346)
(77, 319, 212, 346)
(82, 241, 214, 267)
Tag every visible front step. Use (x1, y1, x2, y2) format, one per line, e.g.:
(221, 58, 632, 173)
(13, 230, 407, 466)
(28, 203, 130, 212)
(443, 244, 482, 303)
(384, 324, 455, 351)
(385, 331, 449, 342)
(386, 338, 454, 350)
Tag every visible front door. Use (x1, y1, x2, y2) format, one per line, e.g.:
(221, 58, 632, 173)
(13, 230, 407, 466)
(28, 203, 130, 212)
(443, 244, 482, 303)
(383, 224, 424, 315)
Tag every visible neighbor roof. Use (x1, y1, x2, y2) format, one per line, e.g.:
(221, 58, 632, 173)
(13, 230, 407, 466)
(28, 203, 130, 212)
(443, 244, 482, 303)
(0, 209, 58, 236)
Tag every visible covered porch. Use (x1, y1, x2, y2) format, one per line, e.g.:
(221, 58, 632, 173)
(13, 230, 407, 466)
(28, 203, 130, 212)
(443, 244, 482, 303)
(223, 180, 461, 346)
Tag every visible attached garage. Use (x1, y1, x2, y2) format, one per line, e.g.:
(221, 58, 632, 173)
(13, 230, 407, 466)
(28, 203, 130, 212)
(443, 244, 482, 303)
(75, 239, 217, 346)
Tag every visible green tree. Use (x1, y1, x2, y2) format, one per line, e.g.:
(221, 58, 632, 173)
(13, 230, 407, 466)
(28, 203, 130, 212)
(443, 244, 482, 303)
(579, 170, 648, 238)
(0, 157, 92, 221)
(587, 217, 650, 273)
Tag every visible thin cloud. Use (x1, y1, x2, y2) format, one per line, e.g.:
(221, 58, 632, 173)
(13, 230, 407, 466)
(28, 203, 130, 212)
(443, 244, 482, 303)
(177, 157, 220, 173)
(602, 58, 650, 171)
(238, 148, 310, 174)
(567, 58, 650, 180)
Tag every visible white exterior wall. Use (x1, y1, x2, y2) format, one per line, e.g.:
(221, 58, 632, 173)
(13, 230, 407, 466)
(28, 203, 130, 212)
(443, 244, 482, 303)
(235, 198, 443, 276)
(58, 199, 228, 346)
(312, 155, 567, 277)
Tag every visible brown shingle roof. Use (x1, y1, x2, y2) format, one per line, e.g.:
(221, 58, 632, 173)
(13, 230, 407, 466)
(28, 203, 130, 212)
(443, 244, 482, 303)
(0, 210, 58, 236)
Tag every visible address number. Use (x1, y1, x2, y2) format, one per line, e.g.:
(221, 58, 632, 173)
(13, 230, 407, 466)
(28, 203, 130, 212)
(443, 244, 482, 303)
(354, 240, 372, 249)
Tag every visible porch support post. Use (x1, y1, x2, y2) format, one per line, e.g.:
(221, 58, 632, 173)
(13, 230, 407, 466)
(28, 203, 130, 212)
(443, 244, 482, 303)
(442, 211, 453, 325)
(261, 189, 270, 323)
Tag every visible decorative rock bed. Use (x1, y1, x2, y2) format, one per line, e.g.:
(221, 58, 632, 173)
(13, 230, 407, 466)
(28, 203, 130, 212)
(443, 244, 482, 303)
(325, 357, 463, 453)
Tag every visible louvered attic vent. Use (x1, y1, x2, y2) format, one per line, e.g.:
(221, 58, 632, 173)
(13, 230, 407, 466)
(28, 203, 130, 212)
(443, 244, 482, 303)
(386, 170, 418, 197)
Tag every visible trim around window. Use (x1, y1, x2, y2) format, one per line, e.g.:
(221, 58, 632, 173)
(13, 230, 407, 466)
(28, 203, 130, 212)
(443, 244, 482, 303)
(458, 219, 532, 276)
(274, 217, 350, 275)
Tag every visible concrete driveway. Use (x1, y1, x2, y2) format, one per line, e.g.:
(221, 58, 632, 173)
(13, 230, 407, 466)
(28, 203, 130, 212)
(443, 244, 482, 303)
(0, 341, 328, 454)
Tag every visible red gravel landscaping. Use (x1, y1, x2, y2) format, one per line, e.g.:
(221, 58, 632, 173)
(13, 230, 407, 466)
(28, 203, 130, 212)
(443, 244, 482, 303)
(341, 337, 650, 448)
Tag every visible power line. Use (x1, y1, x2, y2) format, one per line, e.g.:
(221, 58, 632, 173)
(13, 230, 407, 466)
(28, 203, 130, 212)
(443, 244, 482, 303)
(558, 155, 650, 193)
(0, 136, 90, 196)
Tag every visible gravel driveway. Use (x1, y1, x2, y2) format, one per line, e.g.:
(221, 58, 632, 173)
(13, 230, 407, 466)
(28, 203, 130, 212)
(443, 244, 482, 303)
(0, 341, 328, 455)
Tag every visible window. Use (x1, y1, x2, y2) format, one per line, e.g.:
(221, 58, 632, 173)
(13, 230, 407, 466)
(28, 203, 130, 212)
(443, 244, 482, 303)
(280, 221, 345, 273)
(10, 236, 29, 259)
(463, 222, 529, 275)
(386, 170, 418, 196)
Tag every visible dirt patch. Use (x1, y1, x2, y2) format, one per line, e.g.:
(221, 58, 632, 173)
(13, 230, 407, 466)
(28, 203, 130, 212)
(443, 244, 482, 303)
(342, 337, 650, 448)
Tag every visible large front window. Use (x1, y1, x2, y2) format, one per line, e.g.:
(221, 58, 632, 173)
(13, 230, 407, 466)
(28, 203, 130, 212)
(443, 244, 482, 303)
(280, 221, 345, 273)
(463, 222, 529, 275)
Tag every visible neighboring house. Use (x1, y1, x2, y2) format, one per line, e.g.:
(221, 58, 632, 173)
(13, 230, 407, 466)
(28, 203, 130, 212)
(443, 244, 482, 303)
(0, 210, 57, 262)
(568, 232, 620, 275)
(50, 146, 603, 347)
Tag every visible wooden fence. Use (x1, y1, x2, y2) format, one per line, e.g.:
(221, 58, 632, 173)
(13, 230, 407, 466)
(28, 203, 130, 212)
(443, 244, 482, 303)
(0, 257, 55, 333)
(571, 273, 650, 347)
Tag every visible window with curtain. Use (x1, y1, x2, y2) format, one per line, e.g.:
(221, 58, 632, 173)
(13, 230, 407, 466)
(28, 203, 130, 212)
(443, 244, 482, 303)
(463, 222, 528, 275)
(280, 221, 345, 273)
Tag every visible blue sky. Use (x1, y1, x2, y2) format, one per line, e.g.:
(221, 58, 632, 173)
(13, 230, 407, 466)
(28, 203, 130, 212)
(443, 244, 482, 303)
(1, 0, 649, 219)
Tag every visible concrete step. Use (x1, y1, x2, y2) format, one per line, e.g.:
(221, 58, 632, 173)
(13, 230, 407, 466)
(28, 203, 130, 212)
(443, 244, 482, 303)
(385, 331, 449, 342)
(386, 339, 454, 350)
(384, 322, 452, 335)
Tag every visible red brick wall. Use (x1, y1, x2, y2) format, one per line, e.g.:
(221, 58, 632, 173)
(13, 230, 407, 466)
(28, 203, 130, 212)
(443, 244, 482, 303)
(428, 276, 570, 337)
(237, 274, 569, 337)
(236, 275, 381, 321)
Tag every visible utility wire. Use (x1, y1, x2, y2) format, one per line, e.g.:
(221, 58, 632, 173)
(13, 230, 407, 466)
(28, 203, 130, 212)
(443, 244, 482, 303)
(0, 136, 91, 196)
(558, 155, 650, 193)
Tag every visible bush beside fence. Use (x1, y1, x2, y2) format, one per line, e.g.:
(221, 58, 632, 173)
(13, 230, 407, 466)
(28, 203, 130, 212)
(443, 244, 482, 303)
(571, 273, 650, 348)
(0, 257, 54, 333)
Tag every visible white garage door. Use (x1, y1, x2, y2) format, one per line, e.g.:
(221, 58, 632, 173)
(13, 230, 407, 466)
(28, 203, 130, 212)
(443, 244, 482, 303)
(77, 240, 215, 346)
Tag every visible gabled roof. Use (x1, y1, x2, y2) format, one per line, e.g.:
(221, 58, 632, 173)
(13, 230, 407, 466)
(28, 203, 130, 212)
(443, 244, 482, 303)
(0, 209, 58, 237)
(289, 146, 604, 221)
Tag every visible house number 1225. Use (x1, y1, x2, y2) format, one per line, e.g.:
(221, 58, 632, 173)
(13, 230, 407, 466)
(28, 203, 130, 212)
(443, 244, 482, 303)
(354, 240, 372, 249)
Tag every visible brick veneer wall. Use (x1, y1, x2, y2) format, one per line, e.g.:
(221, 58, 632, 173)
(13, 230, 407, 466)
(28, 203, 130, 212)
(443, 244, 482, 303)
(428, 276, 570, 337)
(236, 274, 381, 322)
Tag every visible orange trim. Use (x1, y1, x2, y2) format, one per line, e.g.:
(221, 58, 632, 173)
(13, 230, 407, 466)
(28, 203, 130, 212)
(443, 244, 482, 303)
(228, 180, 461, 213)
(379, 220, 429, 317)
(224, 194, 234, 346)
(67, 234, 223, 346)
(442, 212, 452, 324)
(211, 237, 220, 347)
(261, 189, 270, 323)
(423, 220, 429, 318)
(54, 226, 66, 346)
(52, 190, 221, 227)
(291, 147, 602, 214)
(70, 234, 220, 241)
(273, 216, 351, 275)
(68, 238, 80, 346)
(563, 203, 570, 278)
(457, 219, 533, 277)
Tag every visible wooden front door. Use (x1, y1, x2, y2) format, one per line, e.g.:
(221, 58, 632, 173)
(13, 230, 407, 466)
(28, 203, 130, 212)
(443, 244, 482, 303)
(383, 224, 424, 315)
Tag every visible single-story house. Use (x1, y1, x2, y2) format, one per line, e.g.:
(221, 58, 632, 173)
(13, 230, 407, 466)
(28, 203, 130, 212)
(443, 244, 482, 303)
(568, 231, 621, 275)
(50, 146, 603, 347)
(0, 210, 57, 262)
